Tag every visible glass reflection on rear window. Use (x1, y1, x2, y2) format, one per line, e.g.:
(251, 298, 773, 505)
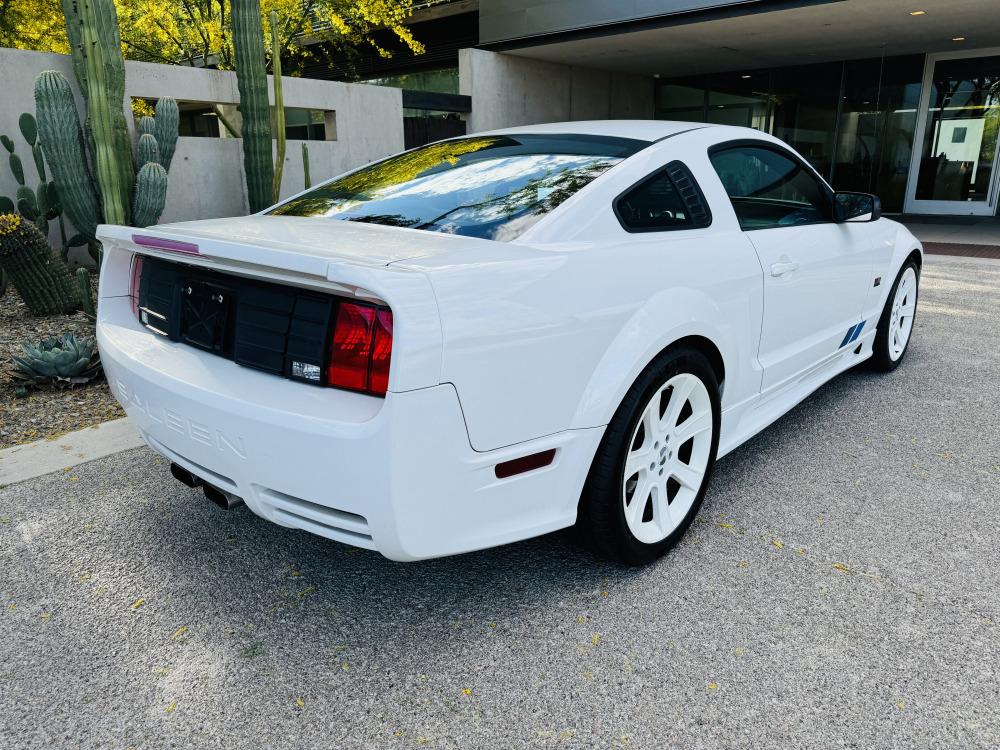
(267, 134, 647, 241)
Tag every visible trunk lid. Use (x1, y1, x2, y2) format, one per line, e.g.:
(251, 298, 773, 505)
(98, 215, 490, 275)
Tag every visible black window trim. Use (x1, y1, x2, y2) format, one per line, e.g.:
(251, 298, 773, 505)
(706, 138, 836, 231)
(612, 159, 713, 234)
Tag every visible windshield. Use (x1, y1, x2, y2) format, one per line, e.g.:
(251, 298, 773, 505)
(267, 134, 648, 241)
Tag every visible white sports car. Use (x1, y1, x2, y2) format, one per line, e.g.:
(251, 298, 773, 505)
(96, 121, 921, 564)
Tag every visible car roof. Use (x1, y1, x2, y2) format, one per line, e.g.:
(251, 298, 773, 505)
(479, 120, 720, 143)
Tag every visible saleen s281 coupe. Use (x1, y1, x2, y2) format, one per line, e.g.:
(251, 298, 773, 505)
(96, 121, 921, 564)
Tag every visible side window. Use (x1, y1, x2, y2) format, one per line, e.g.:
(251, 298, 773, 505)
(708, 145, 832, 230)
(615, 161, 712, 232)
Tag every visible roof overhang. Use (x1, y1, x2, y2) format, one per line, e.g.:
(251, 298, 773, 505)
(481, 0, 1000, 76)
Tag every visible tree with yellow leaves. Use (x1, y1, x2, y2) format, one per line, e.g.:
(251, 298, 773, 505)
(1, 0, 424, 72)
(0, 0, 70, 53)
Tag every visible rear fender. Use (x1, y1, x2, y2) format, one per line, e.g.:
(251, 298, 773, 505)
(570, 287, 738, 430)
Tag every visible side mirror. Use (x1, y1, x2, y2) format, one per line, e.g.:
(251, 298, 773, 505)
(834, 192, 881, 223)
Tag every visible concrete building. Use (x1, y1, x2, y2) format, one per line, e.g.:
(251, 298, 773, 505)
(469, 0, 1000, 217)
(328, 0, 1000, 218)
(0, 48, 405, 262)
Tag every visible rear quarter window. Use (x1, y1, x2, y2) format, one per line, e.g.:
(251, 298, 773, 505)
(614, 161, 712, 232)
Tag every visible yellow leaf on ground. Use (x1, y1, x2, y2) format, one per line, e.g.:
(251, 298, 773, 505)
(165, 701, 177, 714)
(170, 626, 189, 641)
(832, 563, 850, 574)
(462, 688, 472, 696)
(130, 598, 145, 611)
(708, 682, 718, 690)
(772, 539, 784, 550)
(592, 633, 601, 646)
(294, 697, 305, 710)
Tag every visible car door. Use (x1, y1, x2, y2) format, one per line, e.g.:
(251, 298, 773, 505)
(708, 142, 873, 395)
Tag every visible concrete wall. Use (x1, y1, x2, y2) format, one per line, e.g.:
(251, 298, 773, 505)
(459, 48, 654, 133)
(0, 48, 404, 262)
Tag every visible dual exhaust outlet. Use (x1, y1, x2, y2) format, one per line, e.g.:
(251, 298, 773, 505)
(169, 462, 244, 510)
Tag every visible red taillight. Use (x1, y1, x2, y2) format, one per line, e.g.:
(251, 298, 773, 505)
(369, 309, 393, 396)
(326, 301, 393, 396)
(129, 255, 145, 319)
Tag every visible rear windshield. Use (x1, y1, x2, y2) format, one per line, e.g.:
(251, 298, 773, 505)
(268, 134, 647, 241)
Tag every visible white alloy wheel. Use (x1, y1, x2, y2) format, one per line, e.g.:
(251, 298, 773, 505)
(888, 266, 917, 361)
(621, 373, 714, 545)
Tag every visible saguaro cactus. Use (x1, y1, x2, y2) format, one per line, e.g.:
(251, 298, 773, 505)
(154, 97, 179, 172)
(62, 0, 133, 216)
(33, 71, 100, 243)
(137, 133, 160, 168)
(232, 0, 274, 213)
(302, 142, 311, 189)
(132, 162, 168, 228)
(73, 0, 129, 225)
(0, 213, 78, 315)
(270, 10, 286, 204)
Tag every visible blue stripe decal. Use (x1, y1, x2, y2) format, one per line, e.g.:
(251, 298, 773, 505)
(848, 320, 866, 343)
(840, 324, 860, 348)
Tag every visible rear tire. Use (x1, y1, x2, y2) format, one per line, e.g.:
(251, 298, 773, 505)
(577, 346, 720, 565)
(871, 260, 919, 372)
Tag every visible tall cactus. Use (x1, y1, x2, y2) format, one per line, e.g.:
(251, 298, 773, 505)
(137, 133, 160, 168)
(34, 71, 100, 243)
(62, 0, 133, 217)
(232, 0, 274, 213)
(270, 10, 286, 204)
(0, 213, 78, 315)
(132, 162, 167, 228)
(154, 97, 179, 172)
(71, 0, 129, 225)
(302, 142, 311, 190)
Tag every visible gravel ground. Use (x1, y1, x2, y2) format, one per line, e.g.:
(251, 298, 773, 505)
(1, 255, 997, 749)
(0, 275, 124, 449)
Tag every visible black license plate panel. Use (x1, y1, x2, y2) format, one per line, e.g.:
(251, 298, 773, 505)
(180, 280, 234, 353)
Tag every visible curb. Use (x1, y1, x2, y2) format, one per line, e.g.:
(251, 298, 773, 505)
(0, 417, 143, 487)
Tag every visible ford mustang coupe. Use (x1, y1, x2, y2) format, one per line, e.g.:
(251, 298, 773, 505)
(96, 121, 921, 564)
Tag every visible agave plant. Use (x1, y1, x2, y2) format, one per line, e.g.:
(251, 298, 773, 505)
(11, 333, 102, 393)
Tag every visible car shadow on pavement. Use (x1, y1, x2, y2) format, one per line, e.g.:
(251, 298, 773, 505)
(100, 341, 924, 655)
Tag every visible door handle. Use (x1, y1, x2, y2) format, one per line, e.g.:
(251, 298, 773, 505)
(770, 261, 799, 277)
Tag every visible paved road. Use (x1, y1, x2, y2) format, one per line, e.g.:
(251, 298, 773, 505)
(2, 256, 998, 749)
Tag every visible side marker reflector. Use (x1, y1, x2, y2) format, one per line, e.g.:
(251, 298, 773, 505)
(495, 449, 556, 479)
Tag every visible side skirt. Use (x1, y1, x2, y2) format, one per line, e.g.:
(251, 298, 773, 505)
(716, 331, 875, 459)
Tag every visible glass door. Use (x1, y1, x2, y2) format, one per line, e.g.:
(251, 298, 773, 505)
(905, 51, 1000, 215)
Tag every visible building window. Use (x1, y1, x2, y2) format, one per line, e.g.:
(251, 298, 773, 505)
(280, 108, 329, 141)
(655, 53, 924, 213)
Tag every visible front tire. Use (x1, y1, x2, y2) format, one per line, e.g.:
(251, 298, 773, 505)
(577, 346, 721, 565)
(871, 260, 919, 372)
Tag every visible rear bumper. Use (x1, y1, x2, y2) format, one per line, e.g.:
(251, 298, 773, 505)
(97, 296, 602, 561)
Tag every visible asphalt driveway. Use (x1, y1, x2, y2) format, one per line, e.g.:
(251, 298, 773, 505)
(1, 255, 998, 749)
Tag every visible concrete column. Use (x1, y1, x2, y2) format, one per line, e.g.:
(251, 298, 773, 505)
(459, 48, 654, 133)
